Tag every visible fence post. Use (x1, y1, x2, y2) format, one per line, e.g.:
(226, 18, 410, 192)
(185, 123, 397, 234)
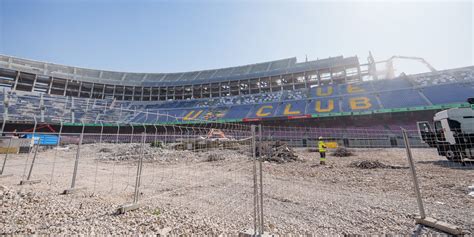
(258, 124, 264, 234)
(142, 123, 147, 143)
(134, 132, 145, 202)
(50, 120, 64, 185)
(0, 116, 6, 135)
(117, 132, 145, 214)
(63, 122, 86, 194)
(401, 129, 466, 235)
(116, 122, 120, 144)
(20, 137, 42, 185)
(99, 121, 104, 145)
(164, 124, 168, 145)
(130, 124, 135, 144)
(402, 129, 426, 219)
(153, 123, 158, 145)
(22, 116, 38, 178)
(251, 125, 257, 235)
(0, 137, 13, 178)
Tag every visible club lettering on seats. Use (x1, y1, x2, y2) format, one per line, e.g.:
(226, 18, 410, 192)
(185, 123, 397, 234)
(315, 100, 334, 113)
(283, 104, 301, 115)
(316, 86, 333, 96)
(183, 110, 203, 120)
(256, 105, 273, 117)
(347, 84, 364, 93)
(349, 97, 371, 110)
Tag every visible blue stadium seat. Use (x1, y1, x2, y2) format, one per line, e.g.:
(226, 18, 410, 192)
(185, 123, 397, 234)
(247, 103, 279, 118)
(309, 85, 339, 98)
(145, 100, 198, 109)
(275, 101, 307, 116)
(156, 109, 188, 122)
(179, 108, 210, 122)
(341, 94, 379, 112)
(421, 83, 474, 104)
(223, 105, 253, 119)
(3, 65, 473, 124)
(378, 89, 428, 109)
(73, 111, 85, 122)
(307, 97, 340, 114)
(371, 78, 412, 91)
(130, 112, 147, 123)
(339, 82, 373, 95)
(143, 112, 159, 123)
(193, 107, 228, 121)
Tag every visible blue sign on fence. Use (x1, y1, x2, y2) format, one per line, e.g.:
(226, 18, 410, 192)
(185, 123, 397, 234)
(25, 134, 59, 145)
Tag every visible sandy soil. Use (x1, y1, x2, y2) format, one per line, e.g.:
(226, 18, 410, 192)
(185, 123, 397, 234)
(0, 143, 472, 235)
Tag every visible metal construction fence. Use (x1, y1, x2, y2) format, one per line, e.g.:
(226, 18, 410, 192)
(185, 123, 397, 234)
(0, 120, 262, 234)
(0, 121, 472, 235)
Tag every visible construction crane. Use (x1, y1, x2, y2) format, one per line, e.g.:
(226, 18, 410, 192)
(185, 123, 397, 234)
(387, 55, 437, 72)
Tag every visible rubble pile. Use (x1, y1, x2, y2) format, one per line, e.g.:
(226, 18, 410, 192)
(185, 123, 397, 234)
(171, 137, 251, 151)
(96, 143, 169, 162)
(0, 185, 40, 210)
(350, 160, 388, 169)
(99, 148, 112, 153)
(349, 160, 408, 169)
(331, 147, 354, 157)
(257, 141, 298, 163)
(206, 153, 225, 162)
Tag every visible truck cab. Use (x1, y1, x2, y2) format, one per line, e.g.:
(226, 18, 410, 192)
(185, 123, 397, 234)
(417, 99, 474, 161)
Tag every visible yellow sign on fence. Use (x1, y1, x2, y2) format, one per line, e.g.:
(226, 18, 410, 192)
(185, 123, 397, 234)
(0, 147, 19, 154)
(325, 142, 339, 149)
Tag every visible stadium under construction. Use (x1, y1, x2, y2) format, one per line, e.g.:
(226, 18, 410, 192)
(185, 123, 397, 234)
(0, 53, 473, 134)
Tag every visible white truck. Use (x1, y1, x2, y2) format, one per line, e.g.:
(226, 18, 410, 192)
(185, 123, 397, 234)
(417, 98, 474, 161)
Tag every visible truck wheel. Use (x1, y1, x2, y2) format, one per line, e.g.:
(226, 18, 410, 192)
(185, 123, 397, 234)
(445, 150, 461, 161)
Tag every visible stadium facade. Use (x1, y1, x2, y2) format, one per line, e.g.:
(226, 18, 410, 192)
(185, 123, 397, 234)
(0, 54, 473, 132)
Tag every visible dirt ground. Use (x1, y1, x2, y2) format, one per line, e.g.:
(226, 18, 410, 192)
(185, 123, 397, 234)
(1, 143, 473, 235)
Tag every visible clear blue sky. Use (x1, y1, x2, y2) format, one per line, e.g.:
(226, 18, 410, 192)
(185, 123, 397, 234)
(0, 0, 472, 75)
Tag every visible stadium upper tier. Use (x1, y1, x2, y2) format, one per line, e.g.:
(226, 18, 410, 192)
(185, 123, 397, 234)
(0, 54, 360, 85)
(0, 54, 364, 101)
(1, 65, 473, 125)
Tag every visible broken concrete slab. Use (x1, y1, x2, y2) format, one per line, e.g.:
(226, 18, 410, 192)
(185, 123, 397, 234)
(116, 203, 141, 214)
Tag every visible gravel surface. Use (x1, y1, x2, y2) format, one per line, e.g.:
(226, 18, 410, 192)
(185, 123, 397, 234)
(1, 144, 472, 235)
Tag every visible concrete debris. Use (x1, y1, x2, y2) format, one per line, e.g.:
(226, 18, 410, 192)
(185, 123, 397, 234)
(82, 143, 249, 163)
(53, 146, 70, 151)
(1, 147, 472, 235)
(99, 148, 112, 153)
(257, 141, 298, 163)
(171, 137, 251, 151)
(468, 185, 474, 197)
(99, 143, 161, 161)
(206, 153, 225, 162)
(331, 147, 354, 157)
(349, 160, 408, 169)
